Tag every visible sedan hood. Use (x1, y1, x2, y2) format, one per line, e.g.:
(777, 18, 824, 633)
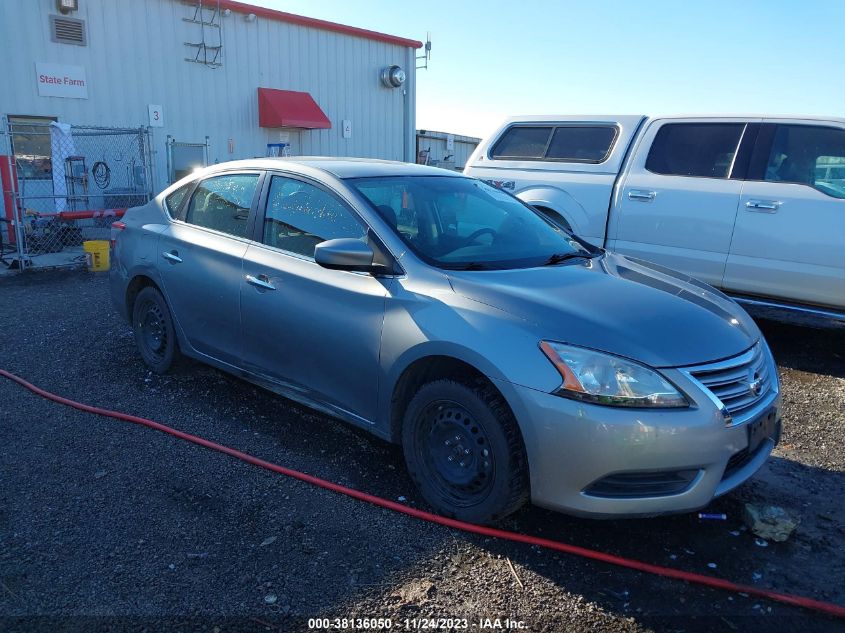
(447, 253, 759, 368)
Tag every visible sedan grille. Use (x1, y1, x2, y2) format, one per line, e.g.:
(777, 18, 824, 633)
(684, 343, 774, 424)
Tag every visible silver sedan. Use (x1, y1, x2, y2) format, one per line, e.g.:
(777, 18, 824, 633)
(110, 158, 781, 523)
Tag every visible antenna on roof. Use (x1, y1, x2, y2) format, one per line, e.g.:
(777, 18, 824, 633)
(416, 33, 431, 70)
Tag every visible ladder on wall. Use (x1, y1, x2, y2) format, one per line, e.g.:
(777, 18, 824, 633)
(183, 0, 222, 68)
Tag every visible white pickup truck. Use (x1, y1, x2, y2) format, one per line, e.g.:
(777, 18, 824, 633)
(465, 115, 845, 320)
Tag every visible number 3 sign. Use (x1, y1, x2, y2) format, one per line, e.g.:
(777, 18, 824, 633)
(148, 104, 164, 128)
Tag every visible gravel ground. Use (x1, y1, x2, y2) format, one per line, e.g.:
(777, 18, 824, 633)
(0, 269, 843, 633)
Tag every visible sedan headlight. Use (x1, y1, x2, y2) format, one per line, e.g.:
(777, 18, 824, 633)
(539, 341, 689, 408)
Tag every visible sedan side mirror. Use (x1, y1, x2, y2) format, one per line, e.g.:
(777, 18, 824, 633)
(314, 238, 376, 272)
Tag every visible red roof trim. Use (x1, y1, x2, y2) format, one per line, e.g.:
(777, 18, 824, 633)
(258, 88, 332, 129)
(216, 0, 422, 49)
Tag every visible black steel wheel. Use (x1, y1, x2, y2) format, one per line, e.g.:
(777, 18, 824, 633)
(132, 286, 179, 374)
(402, 379, 529, 524)
(416, 400, 496, 506)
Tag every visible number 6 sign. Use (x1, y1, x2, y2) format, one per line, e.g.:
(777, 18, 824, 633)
(148, 104, 164, 128)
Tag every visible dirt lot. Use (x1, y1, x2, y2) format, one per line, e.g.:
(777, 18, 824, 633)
(1, 269, 843, 633)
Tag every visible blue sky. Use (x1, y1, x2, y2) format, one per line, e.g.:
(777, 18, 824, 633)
(251, 0, 843, 138)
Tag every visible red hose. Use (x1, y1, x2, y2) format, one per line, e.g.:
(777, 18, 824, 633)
(2, 367, 843, 620)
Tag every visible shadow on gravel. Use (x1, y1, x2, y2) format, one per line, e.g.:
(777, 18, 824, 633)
(755, 317, 845, 378)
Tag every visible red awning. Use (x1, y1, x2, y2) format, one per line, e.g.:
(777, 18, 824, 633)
(258, 88, 331, 129)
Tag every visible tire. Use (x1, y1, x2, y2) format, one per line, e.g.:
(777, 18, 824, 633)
(132, 286, 179, 374)
(401, 379, 529, 524)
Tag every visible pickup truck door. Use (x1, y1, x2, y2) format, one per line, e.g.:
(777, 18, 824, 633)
(609, 119, 759, 288)
(724, 121, 845, 309)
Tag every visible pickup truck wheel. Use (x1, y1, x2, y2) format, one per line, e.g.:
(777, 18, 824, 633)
(402, 379, 529, 524)
(132, 286, 179, 374)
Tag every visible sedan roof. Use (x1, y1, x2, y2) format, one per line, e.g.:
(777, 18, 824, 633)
(202, 157, 464, 179)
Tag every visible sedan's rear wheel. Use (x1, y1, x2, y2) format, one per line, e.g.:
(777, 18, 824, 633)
(402, 379, 529, 524)
(132, 286, 179, 374)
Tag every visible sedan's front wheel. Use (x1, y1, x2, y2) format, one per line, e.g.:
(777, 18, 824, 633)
(132, 286, 179, 374)
(402, 379, 529, 524)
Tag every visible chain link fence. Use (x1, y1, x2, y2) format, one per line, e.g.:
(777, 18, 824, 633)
(1, 120, 153, 270)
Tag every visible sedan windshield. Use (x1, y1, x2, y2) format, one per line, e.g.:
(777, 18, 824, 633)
(347, 175, 597, 270)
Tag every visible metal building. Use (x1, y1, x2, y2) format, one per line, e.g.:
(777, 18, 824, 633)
(416, 130, 480, 171)
(0, 0, 421, 266)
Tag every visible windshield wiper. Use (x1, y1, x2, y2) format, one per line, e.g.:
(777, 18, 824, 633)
(542, 251, 598, 266)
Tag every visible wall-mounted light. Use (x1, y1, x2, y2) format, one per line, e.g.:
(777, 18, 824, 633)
(57, 0, 78, 14)
(222, 8, 232, 17)
(245, 12, 257, 22)
(380, 65, 406, 88)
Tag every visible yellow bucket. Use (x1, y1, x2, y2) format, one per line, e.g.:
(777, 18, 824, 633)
(83, 240, 110, 272)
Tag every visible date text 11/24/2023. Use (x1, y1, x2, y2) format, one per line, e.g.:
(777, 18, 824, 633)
(307, 617, 528, 630)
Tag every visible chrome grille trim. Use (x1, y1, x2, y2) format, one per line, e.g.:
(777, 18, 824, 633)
(680, 342, 778, 425)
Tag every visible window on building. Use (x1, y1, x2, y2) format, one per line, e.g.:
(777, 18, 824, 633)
(184, 174, 259, 237)
(765, 124, 845, 199)
(9, 116, 56, 180)
(646, 123, 745, 179)
(168, 140, 208, 183)
(262, 176, 367, 258)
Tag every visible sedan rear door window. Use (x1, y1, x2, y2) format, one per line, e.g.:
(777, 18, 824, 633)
(164, 183, 192, 218)
(184, 174, 259, 237)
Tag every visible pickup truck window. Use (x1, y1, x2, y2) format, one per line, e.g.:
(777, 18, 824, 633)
(546, 126, 618, 162)
(490, 125, 617, 163)
(646, 123, 745, 179)
(764, 124, 845, 199)
(491, 126, 553, 159)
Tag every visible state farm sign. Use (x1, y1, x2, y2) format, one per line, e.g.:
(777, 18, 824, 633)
(36, 63, 88, 99)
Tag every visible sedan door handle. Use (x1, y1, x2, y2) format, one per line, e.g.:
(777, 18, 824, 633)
(745, 200, 781, 212)
(628, 189, 656, 202)
(246, 274, 276, 291)
(162, 251, 182, 264)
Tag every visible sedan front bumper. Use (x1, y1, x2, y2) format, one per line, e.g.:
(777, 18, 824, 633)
(497, 375, 781, 518)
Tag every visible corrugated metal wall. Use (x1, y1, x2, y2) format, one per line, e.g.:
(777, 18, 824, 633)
(0, 0, 417, 193)
(416, 131, 480, 171)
